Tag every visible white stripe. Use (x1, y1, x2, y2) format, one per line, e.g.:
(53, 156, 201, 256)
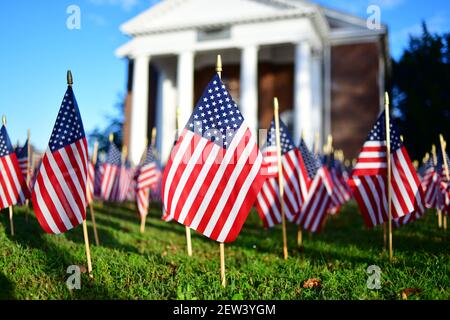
(169, 139, 208, 218)
(264, 179, 282, 223)
(354, 163, 387, 169)
(34, 181, 61, 234)
(0, 163, 10, 207)
(282, 154, 301, 207)
(60, 147, 86, 211)
(38, 160, 74, 230)
(396, 150, 424, 213)
(203, 132, 257, 237)
(364, 176, 383, 224)
(363, 141, 386, 147)
(353, 177, 377, 226)
(391, 156, 414, 214)
(46, 149, 83, 223)
(189, 126, 247, 229)
(177, 144, 220, 224)
(303, 184, 325, 229)
(256, 191, 275, 227)
(0, 159, 18, 204)
(5, 156, 27, 203)
(310, 189, 329, 232)
(359, 151, 387, 158)
(163, 131, 195, 218)
(217, 151, 262, 242)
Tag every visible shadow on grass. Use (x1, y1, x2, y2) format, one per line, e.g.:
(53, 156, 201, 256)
(0, 272, 15, 299)
(4, 210, 122, 299)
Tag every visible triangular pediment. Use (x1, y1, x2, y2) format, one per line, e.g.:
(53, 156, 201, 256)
(121, 0, 316, 35)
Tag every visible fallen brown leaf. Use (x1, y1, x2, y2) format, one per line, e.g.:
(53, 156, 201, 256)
(303, 278, 321, 289)
(400, 288, 421, 300)
(76, 265, 87, 274)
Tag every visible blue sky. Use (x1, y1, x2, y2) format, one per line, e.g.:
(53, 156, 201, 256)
(0, 0, 448, 150)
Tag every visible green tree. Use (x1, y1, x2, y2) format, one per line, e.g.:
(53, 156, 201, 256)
(88, 93, 125, 155)
(392, 22, 450, 160)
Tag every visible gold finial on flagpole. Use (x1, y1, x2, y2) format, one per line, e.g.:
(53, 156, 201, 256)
(2, 115, 6, 126)
(385, 92, 389, 107)
(67, 70, 73, 87)
(216, 55, 222, 79)
(109, 133, 114, 143)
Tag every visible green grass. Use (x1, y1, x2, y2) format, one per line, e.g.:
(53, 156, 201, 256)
(0, 201, 448, 300)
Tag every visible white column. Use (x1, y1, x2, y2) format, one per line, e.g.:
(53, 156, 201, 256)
(177, 51, 194, 130)
(294, 42, 313, 146)
(323, 44, 332, 144)
(156, 69, 177, 165)
(130, 55, 150, 165)
(311, 52, 323, 150)
(240, 45, 259, 134)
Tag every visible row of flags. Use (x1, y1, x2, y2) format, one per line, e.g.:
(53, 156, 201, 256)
(0, 70, 448, 248)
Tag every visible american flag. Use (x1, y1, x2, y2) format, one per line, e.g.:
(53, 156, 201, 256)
(0, 125, 31, 209)
(87, 161, 95, 204)
(136, 145, 160, 217)
(116, 162, 134, 202)
(162, 74, 265, 243)
(255, 119, 309, 228)
(100, 142, 121, 201)
(94, 159, 104, 197)
(327, 154, 352, 215)
(294, 150, 334, 233)
(348, 111, 425, 228)
(437, 150, 450, 214)
(31, 86, 88, 234)
(15, 140, 30, 180)
(420, 158, 440, 209)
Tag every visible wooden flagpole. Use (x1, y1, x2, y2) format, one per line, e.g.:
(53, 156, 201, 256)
(431, 145, 442, 228)
(2, 116, 14, 236)
(384, 92, 393, 261)
(297, 131, 304, 248)
(273, 97, 289, 260)
(176, 106, 193, 257)
(68, 70, 93, 277)
(216, 55, 226, 286)
(25, 129, 31, 223)
(439, 135, 449, 231)
(139, 137, 149, 234)
(89, 141, 100, 245)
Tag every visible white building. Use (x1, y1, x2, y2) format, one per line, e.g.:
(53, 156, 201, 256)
(116, 0, 388, 165)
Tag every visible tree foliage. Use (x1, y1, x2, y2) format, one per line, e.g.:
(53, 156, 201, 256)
(88, 93, 125, 156)
(392, 22, 450, 160)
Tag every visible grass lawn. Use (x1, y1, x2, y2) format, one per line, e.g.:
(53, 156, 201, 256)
(0, 201, 448, 300)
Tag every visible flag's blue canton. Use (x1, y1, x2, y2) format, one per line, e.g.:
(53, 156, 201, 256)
(143, 146, 156, 165)
(299, 138, 319, 179)
(186, 74, 244, 149)
(49, 86, 85, 152)
(367, 111, 402, 151)
(106, 143, 122, 166)
(0, 126, 14, 157)
(265, 119, 295, 155)
(15, 140, 28, 158)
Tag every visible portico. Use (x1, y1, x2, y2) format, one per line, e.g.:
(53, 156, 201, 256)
(117, 0, 387, 165)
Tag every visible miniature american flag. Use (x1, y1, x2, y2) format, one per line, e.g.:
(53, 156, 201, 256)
(15, 140, 30, 180)
(294, 151, 334, 233)
(100, 142, 121, 201)
(136, 145, 160, 217)
(0, 125, 30, 209)
(255, 119, 309, 228)
(348, 111, 425, 228)
(162, 74, 264, 243)
(87, 161, 95, 204)
(31, 85, 88, 234)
